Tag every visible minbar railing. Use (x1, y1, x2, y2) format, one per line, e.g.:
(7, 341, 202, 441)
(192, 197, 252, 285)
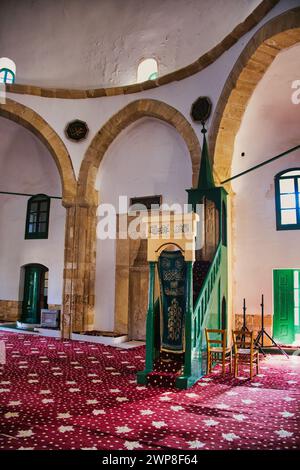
(176, 242, 223, 388)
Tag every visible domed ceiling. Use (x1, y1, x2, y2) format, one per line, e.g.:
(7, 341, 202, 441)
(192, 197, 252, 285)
(0, 0, 263, 88)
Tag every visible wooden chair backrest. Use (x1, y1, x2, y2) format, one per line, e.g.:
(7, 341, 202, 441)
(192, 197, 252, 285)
(232, 330, 254, 354)
(205, 328, 227, 351)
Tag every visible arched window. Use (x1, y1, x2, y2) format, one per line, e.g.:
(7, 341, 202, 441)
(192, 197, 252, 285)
(0, 57, 16, 84)
(25, 194, 51, 239)
(137, 58, 158, 83)
(275, 169, 300, 230)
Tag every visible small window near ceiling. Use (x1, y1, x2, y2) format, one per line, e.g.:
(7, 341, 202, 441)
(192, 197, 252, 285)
(137, 58, 158, 83)
(275, 169, 300, 230)
(0, 57, 16, 84)
(25, 194, 51, 239)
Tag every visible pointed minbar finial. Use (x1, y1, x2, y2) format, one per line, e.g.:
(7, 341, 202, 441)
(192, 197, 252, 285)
(197, 124, 215, 190)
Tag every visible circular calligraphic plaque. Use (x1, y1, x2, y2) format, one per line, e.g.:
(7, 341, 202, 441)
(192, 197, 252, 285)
(191, 96, 212, 124)
(65, 120, 89, 141)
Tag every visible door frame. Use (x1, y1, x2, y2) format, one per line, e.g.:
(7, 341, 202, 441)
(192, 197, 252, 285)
(20, 263, 49, 325)
(272, 267, 299, 345)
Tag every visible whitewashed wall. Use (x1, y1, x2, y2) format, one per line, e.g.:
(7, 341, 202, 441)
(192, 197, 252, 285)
(231, 43, 300, 317)
(0, 117, 65, 305)
(94, 118, 192, 330)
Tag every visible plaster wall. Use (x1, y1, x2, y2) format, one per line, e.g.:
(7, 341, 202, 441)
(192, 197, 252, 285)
(0, 117, 65, 305)
(231, 43, 300, 318)
(94, 118, 192, 331)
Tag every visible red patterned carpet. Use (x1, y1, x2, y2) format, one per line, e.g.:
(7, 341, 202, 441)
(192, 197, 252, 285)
(0, 331, 299, 451)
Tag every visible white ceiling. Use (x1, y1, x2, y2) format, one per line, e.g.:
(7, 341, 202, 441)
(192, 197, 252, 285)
(0, 0, 261, 88)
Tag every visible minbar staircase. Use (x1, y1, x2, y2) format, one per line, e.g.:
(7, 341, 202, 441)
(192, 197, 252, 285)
(138, 242, 225, 389)
(148, 260, 211, 388)
(193, 260, 211, 302)
(147, 352, 184, 388)
(137, 142, 228, 388)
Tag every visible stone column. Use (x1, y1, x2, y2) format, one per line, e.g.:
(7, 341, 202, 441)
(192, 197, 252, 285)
(61, 201, 97, 338)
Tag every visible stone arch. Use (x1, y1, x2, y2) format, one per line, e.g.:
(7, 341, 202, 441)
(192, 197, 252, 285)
(78, 99, 201, 205)
(0, 98, 76, 204)
(76, 99, 201, 334)
(209, 7, 300, 185)
(0, 98, 78, 337)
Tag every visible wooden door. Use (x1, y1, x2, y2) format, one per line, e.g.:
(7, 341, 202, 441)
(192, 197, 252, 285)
(21, 264, 48, 324)
(273, 269, 294, 344)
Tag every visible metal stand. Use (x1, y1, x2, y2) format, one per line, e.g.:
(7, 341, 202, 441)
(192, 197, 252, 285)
(241, 298, 249, 333)
(255, 294, 289, 358)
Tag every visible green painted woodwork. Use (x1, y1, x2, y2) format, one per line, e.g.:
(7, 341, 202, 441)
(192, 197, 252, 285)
(217, 280, 221, 329)
(175, 261, 193, 388)
(148, 72, 158, 80)
(175, 243, 227, 388)
(138, 127, 228, 388)
(137, 262, 157, 384)
(273, 269, 296, 344)
(221, 296, 227, 330)
(21, 264, 48, 324)
(25, 194, 51, 240)
(180, 165, 228, 386)
(222, 201, 227, 246)
(197, 130, 215, 190)
(275, 169, 300, 231)
(179, 136, 228, 387)
(294, 271, 300, 335)
(0, 67, 15, 84)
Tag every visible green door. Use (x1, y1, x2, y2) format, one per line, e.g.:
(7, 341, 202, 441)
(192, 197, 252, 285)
(293, 271, 300, 336)
(21, 265, 48, 324)
(273, 269, 294, 344)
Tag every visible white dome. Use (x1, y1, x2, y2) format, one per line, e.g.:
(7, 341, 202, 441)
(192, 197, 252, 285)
(0, 0, 261, 88)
